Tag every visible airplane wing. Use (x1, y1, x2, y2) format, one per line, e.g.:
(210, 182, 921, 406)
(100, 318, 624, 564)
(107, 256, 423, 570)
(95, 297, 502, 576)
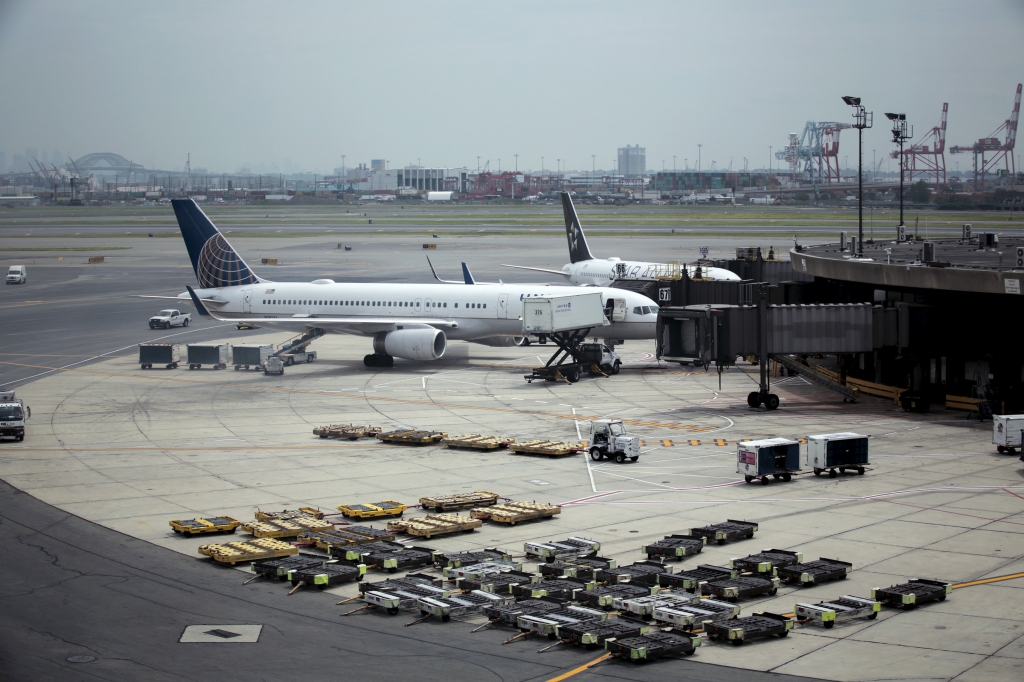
(500, 264, 570, 277)
(134, 294, 225, 304)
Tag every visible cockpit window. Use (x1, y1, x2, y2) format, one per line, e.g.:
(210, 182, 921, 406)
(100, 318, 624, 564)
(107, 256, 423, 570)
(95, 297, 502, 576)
(650, 306, 659, 314)
(633, 306, 642, 315)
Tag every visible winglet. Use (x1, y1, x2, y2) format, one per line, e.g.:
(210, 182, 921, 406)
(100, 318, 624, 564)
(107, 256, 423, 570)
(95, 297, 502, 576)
(186, 285, 212, 317)
(426, 255, 442, 282)
(461, 262, 476, 285)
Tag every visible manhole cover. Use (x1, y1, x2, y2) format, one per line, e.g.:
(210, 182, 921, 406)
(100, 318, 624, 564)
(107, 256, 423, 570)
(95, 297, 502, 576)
(66, 655, 96, 663)
(205, 629, 241, 639)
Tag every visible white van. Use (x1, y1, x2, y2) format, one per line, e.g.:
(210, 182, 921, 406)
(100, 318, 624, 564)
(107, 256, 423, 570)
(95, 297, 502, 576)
(6, 265, 27, 284)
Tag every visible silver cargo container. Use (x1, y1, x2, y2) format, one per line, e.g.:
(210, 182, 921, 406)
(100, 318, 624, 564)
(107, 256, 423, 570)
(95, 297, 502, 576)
(139, 343, 181, 369)
(187, 344, 229, 370)
(522, 293, 607, 334)
(232, 344, 273, 371)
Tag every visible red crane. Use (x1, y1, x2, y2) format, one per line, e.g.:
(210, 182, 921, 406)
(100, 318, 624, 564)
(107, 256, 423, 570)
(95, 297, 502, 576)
(950, 83, 1021, 189)
(892, 103, 947, 188)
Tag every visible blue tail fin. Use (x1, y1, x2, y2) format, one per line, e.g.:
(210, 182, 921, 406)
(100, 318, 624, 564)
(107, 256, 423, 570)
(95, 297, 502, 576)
(461, 262, 476, 284)
(171, 199, 260, 288)
(560, 192, 595, 263)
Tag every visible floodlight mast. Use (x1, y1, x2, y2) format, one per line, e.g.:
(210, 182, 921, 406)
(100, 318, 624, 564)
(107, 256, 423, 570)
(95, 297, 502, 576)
(885, 113, 913, 234)
(844, 96, 873, 256)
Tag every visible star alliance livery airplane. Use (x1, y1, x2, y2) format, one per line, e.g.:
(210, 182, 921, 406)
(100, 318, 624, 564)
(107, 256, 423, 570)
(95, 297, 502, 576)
(502, 192, 741, 284)
(163, 199, 660, 367)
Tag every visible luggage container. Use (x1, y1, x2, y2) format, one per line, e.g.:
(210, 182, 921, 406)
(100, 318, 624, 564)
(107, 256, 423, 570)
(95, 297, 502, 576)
(795, 595, 880, 627)
(377, 429, 446, 445)
(198, 538, 297, 565)
(457, 570, 538, 594)
(606, 629, 701, 661)
(473, 502, 561, 524)
(522, 293, 607, 335)
(443, 434, 515, 450)
(232, 343, 273, 370)
(517, 607, 606, 638)
(358, 573, 445, 595)
(524, 537, 599, 562)
(595, 561, 670, 586)
(344, 525, 395, 541)
(388, 513, 482, 539)
(872, 579, 951, 608)
(657, 564, 737, 593)
(331, 540, 406, 562)
(363, 585, 450, 615)
(419, 491, 499, 512)
(703, 574, 780, 601)
(358, 545, 436, 573)
(299, 530, 382, 551)
(287, 563, 366, 589)
(778, 558, 852, 585)
(807, 432, 870, 476)
(558, 617, 652, 647)
(187, 343, 229, 370)
(642, 534, 707, 561)
(511, 577, 593, 600)
(251, 555, 324, 581)
(579, 583, 657, 609)
(139, 343, 180, 369)
(704, 612, 793, 645)
(993, 415, 1024, 454)
(417, 590, 513, 622)
(169, 516, 239, 536)
(691, 520, 758, 544)
(255, 507, 325, 522)
(434, 548, 513, 568)
(507, 439, 583, 457)
(442, 560, 521, 581)
(482, 599, 565, 628)
(652, 598, 740, 630)
(731, 549, 803, 575)
(614, 592, 701, 620)
(540, 557, 617, 580)
(737, 438, 801, 484)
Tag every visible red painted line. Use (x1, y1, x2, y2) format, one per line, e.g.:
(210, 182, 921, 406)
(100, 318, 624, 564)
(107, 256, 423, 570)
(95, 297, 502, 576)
(878, 498, 1024, 526)
(1003, 487, 1024, 502)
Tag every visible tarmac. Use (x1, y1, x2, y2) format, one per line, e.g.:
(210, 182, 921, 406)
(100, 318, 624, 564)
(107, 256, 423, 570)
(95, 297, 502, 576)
(2, 223, 1024, 682)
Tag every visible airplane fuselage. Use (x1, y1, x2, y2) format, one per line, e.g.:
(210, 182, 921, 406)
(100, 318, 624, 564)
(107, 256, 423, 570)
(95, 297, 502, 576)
(560, 258, 740, 285)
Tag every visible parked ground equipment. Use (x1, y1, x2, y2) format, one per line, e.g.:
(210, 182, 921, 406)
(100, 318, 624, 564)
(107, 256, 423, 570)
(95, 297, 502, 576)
(264, 356, 285, 375)
(778, 558, 852, 586)
(606, 629, 701, 661)
(0, 392, 30, 441)
(540, 557, 617, 581)
(273, 328, 322, 365)
(795, 595, 880, 627)
(169, 516, 240, 536)
(356, 545, 436, 573)
(442, 560, 521, 581)
(420, 491, 499, 512)
(434, 548, 512, 568)
(511, 577, 593, 601)
(232, 343, 273, 371)
(314, 424, 382, 439)
(643, 534, 707, 561)
(443, 434, 515, 450)
(288, 563, 366, 590)
(388, 513, 482, 539)
(587, 419, 641, 463)
(472, 502, 561, 525)
(148, 309, 190, 329)
(457, 570, 539, 594)
(658, 564, 737, 593)
(187, 343, 229, 370)
(417, 590, 514, 622)
(522, 293, 613, 384)
(704, 612, 793, 645)
(690, 520, 758, 545)
(579, 584, 657, 609)
(807, 432, 870, 476)
(251, 555, 324, 581)
(480, 599, 565, 630)
(596, 561, 670, 586)
(872, 579, 951, 609)
(614, 592, 701, 620)
(993, 415, 1024, 454)
(255, 507, 325, 522)
(198, 538, 297, 565)
(139, 343, 180, 369)
(737, 438, 801, 484)
(377, 429, 446, 445)
(517, 607, 607, 639)
(731, 549, 803, 575)
(331, 541, 406, 562)
(508, 440, 583, 457)
(337, 501, 407, 519)
(652, 598, 741, 630)
(558, 617, 652, 648)
(703, 575, 780, 601)
(525, 537, 600, 562)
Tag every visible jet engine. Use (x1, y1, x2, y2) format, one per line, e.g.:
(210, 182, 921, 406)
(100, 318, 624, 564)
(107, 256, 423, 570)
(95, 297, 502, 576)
(468, 336, 530, 347)
(373, 328, 446, 361)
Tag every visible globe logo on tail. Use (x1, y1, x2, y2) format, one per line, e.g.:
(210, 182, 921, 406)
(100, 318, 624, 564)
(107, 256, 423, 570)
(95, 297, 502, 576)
(197, 234, 258, 288)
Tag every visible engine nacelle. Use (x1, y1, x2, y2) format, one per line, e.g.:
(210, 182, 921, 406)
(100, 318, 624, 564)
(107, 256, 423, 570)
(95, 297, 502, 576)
(468, 336, 529, 348)
(373, 329, 446, 361)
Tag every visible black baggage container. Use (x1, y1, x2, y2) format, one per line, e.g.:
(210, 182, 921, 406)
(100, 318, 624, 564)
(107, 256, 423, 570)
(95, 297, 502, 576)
(579, 583, 654, 609)
(187, 343, 229, 369)
(703, 575, 779, 601)
(691, 519, 757, 544)
(732, 549, 803, 574)
(872, 579, 950, 608)
(643, 534, 706, 560)
(658, 564, 736, 592)
(139, 343, 180, 369)
(595, 561, 669, 586)
(705, 612, 793, 645)
(606, 629, 700, 661)
(251, 555, 324, 580)
(778, 558, 852, 585)
(288, 563, 365, 589)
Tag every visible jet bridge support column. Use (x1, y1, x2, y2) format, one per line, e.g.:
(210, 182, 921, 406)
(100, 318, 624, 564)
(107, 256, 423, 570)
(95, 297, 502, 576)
(747, 285, 780, 410)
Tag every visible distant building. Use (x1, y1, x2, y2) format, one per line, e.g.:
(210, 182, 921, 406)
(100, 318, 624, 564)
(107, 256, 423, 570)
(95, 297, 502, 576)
(650, 170, 775, 192)
(25, 148, 38, 165)
(11, 154, 26, 172)
(397, 167, 468, 193)
(371, 159, 386, 172)
(618, 145, 646, 176)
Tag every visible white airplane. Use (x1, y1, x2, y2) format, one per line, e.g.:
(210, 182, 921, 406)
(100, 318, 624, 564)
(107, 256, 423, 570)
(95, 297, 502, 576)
(502, 192, 740, 284)
(158, 199, 660, 367)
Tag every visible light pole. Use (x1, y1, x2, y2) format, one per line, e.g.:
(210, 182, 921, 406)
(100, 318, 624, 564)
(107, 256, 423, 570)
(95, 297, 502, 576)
(673, 156, 676, 172)
(843, 96, 873, 257)
(514, 154, 519, 172)
(541, 156, 544, 173)
(885, 112, 913, 234)
(697, 144, 702, 188)
(769, 146, 772, 174)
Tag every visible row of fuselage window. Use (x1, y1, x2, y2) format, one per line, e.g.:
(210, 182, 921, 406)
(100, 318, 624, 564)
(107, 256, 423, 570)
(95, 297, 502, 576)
(261, 298, 487, 311)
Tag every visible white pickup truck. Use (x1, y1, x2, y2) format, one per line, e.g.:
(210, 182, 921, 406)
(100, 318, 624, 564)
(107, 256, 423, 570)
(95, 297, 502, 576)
(149, 309, 191, 329)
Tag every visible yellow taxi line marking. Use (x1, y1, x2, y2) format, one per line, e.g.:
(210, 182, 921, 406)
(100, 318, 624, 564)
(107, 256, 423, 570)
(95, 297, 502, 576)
(546, 653, 610, 682)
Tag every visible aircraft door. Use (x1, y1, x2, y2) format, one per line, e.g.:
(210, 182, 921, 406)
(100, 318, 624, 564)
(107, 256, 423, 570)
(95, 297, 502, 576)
(242, 289, 252, 313)
(498, 294, 509, 319)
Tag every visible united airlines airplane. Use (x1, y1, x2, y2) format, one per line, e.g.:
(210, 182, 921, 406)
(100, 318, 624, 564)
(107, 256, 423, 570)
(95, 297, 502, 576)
(160, 199, 660, 367)
(502, 192, 741, 283)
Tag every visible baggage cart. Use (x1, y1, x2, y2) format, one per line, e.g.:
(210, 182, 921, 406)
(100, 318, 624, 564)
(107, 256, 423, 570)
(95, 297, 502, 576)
(443, 434, 515, 450)
(198, 538, 297, 565)
(298, 531, 363, 551)
(558, 617, 652, 647)
(251, 555, 324, 581)
(473, 502, 560, 524)
(255, 507, 325, 522)
(186, 343, 229, 370)
(540, 556, 617, 580)
(482, 599, 565, 627)
(614, 592, 701, 619)
(363, 585, 450, 615)
(737, 438, 801, 484)
(642, 534, 706, 561)
(419, 491, 499, 512)
(357, 573, 445, 594)
(507, 439, 583, 457)
(377, 429, 446, 445)
(139, 343, 180, 369)
(658, 564, 737, 592)
(434, 548, 512, 568)
(417, 590, 514, 622)
(313, 424, 382, 440)
(704, 612, 793, 646)
(287, 563, 366, 590)
(993, 414, 1024, 454)
(652, 598, 741, 630)
(331, 540, 405, 562)
(337, 501, 407, 519)
(807, 432, 870, 476)
(517, 608, 606, 638)
(690, 520, 758, 545)
(358, 545, 436, 573)
(596, 561, 670, 586)
(524, 537, 599, 562)
(731, 549, 803, 575)
(778, 558, 852, 585)
(579, 583, 656, 609)
(242, 516, 333, 539)
(344, 525, 395, 541)
(457, 570, 538, 594)
(511, 577, 592, 600)
(521, 293, 614, 385)
(872, 579, 951, 609)
(443, 560, 521, 581)
(232, 343, 272, 371)
(703, 575, 780, 602)
(795, 595, 880, 627)
(169, 516, 239, 536)
(606, 629, 701, 661)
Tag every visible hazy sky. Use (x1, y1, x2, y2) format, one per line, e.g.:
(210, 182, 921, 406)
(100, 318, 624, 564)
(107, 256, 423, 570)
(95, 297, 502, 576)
(2, 0, 1022, 175)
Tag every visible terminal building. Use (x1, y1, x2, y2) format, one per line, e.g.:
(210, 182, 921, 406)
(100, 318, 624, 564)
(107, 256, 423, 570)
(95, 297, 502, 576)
(618, 145, 646, 176)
